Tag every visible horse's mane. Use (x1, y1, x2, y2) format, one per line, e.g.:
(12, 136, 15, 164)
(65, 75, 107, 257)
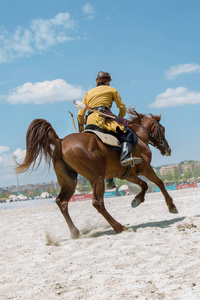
(127, 108, 161, 124)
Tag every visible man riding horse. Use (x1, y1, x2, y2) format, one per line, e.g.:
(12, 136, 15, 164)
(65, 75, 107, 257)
(77, 71, 142, 189)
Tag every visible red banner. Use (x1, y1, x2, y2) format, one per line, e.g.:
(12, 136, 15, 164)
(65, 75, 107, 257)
(70, 194, 93, 202)
(176, 183, 198, 190)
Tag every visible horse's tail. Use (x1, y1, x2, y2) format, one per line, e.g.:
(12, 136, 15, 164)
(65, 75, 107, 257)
(16, 119, 62, 174)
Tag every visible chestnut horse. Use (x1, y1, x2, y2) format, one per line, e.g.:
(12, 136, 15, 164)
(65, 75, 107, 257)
(16, 108, 178, 238)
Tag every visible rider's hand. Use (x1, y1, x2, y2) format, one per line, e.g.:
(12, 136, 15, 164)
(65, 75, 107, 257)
(79, 124, 84, 132)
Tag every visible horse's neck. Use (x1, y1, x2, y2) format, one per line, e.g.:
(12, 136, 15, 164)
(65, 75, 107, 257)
(133, 119, 153, 143)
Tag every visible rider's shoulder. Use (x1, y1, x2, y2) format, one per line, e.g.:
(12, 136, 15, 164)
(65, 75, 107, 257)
(88, 85, 118, 94)
(99, 85, 118, 92)
(107, 86, 119, 94)
(109, 86, 118, 92)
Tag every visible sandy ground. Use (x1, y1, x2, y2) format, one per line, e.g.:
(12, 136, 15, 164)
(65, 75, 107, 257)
(0, 188, 200, 300)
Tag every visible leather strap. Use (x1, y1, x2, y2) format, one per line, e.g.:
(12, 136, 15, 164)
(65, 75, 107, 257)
(120, 165, 131, 179)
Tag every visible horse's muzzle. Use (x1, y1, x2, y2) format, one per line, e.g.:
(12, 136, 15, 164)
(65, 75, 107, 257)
(162, 146, 171, 156)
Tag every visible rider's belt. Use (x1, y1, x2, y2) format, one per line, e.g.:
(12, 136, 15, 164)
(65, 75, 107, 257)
(88, 106, 110, 116)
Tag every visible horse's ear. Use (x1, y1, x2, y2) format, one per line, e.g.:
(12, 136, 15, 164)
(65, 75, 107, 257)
(153, 114, 161, 122)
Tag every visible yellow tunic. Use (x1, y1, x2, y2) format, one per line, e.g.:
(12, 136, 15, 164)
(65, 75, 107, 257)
(77, 85, 126, 132)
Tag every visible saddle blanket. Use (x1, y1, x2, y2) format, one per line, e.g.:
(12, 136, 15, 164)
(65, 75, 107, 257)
(83, 129, 121, 148)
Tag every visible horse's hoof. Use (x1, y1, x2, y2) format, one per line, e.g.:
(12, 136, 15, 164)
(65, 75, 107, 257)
(131, 197, 141, 208)
(70, 228, 80, 239)
(169, 207, 178, 214)
(115, 225, 128, 234)
(122, 226, 128, 231)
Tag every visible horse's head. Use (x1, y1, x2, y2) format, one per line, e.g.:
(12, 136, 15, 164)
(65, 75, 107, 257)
(148, 115, 171, 156)
(128, 108, 171, 156)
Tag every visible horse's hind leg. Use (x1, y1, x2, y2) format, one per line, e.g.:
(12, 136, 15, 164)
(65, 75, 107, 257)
(56, 188, 80, 239)
(54, 160, 80, 239)
(92, 175, 128, 234)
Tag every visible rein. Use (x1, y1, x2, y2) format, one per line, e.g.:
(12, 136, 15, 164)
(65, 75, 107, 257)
(131, 119, 166, 150)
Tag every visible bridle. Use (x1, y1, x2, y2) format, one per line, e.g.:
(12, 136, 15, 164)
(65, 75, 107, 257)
(131, 118, 167, 150)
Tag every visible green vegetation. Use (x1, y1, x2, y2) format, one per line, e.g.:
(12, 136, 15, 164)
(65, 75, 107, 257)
(0, 192, 9, 199)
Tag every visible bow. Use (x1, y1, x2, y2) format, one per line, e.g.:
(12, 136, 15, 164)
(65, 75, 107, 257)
(68, 111, 79, 133)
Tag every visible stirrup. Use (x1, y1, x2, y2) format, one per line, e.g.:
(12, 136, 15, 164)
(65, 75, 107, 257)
(121, 156, 142, 167)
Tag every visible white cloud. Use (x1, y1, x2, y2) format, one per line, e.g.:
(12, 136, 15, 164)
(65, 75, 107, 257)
(149, 87, 200, 108)
(13, 148, 26, 163)
(2, 79, 85, 104)
(0, 147, 25, 166)
(0, 12, 77, 63)
(0, 146, 57, 187)
(83, 3, 95, 19)
(0, 146, 10, 155)
(165, 63, 200, 80)
(0, 147, 26, 187)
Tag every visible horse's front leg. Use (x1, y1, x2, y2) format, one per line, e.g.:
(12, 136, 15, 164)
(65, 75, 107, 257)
(142, 166, 178, 214)
(127, 176, 149, 208)
(92, 175, 128, 233)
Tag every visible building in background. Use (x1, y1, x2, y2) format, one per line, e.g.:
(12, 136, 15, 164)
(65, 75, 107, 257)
(160, 161, 200, 176)
(160, 164, 181, 176)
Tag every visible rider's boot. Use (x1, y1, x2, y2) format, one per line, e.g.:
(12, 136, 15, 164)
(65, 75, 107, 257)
(120, 142, 142, 167)
(106, 178, 116, 189)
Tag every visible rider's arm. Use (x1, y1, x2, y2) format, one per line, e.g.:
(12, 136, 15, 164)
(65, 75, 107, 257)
(78, 120, 84, 132)
(77, 96, 87, 132)
(113, 90, 127, 118)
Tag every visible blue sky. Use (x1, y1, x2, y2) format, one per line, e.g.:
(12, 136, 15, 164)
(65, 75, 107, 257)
(0, 0, 200, 187)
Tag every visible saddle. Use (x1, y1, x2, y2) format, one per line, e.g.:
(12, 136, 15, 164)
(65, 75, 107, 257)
(83, 127, 132, 179)
(83, 127, 121, 150)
